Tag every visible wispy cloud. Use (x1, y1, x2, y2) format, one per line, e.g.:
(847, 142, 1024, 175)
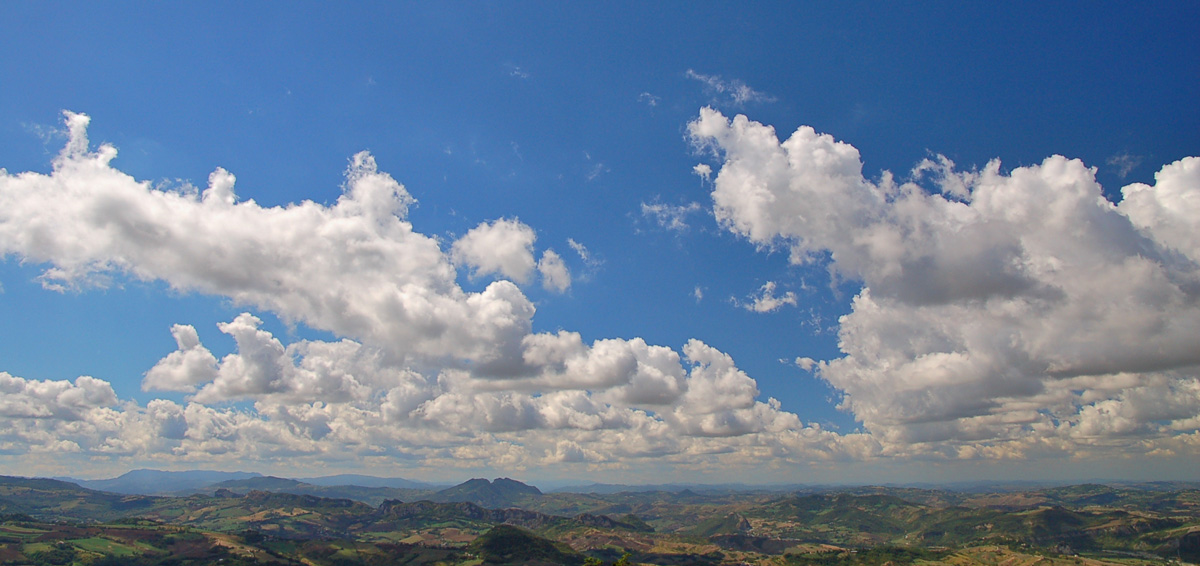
(586, 162, 610, 181)
(507, 64, 530, 79)
(567, 238, 602, 269)
(641, 201, 702, 231)
(1107, 152, 1143, 179)
(686, 69, 775, 106)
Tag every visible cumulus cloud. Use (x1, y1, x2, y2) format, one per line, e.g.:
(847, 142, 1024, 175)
(451, 218, 538, 284)
(5, 110, 1196, 477)
(0, 372, 117, 420)
(736, 281, 798, 313)
(145, 313, 426, 405)
(0, 113, 535, 369)
(142, 324, 219, 393)
(1119, 156, 1200, 260)
(0, 319, 868, 475)
(692, 107, 1200, 450)
(0, 111, 868, 477)
(537, 249, 571, 293)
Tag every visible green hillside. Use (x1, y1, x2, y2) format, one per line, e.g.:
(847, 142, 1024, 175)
(201, 476, 436, 506)
(469, 524, 584, 565)
(0, 477, 160, 522)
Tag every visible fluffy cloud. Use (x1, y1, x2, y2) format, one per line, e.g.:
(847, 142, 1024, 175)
(1, 318, 863, 474)
(451, 218, 538, 284)
(0, 112, 534, 370)
(692, 108, 1200, 450)
(537, 249, 571, 293)
(0, 372, 116, 420)
(0, 112, 861, 476)
(4, 110, 1196, 478)
(142, 325, 219, 393)
(1119, 156, 1200, 261)
(736, 281, 798, 313)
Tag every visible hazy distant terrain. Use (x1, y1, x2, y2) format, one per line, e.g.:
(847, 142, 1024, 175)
(2, 473, 1198, 565)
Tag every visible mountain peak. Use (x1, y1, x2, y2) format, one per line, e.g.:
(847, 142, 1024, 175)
(429, 477, 542, 508)
(492, 477, 542, 495)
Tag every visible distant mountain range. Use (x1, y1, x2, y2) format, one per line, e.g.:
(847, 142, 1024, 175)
(55, 469, 263, 494)
(54, 469, 444, 497)
(199, 475, 544, 509)
(47, 470, 1200, 508)
(296, 473, 439, 489)
(51, 470, 548, 510)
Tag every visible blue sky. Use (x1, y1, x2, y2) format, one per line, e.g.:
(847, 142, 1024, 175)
(1, 2, 1198, 484)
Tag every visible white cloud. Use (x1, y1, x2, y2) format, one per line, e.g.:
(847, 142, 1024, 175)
(451, 218, 538, 284)
(142, 324, 218, 393)
(0, 112, 868, 477)
(693, 163, 713, 181)
(0, 321, 866, 475)
(736, 281, 798, 313)
(1119, 156, 1200, 261)
(537, 249, 571, 293)
(5, 110, 1197, 478)
(686, 69, 775, 106)
(144, 313, 422, 405)
(0, 372, 116, 420)
(638, 92, 661, 107)
(692, 107, 1200, 450)
(0, 112, 534, 369)
(640, 201, 702, 231)
(567, 238, 592, 264)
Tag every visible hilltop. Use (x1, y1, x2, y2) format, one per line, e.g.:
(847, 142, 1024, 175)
(428, 477, 543, 508)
